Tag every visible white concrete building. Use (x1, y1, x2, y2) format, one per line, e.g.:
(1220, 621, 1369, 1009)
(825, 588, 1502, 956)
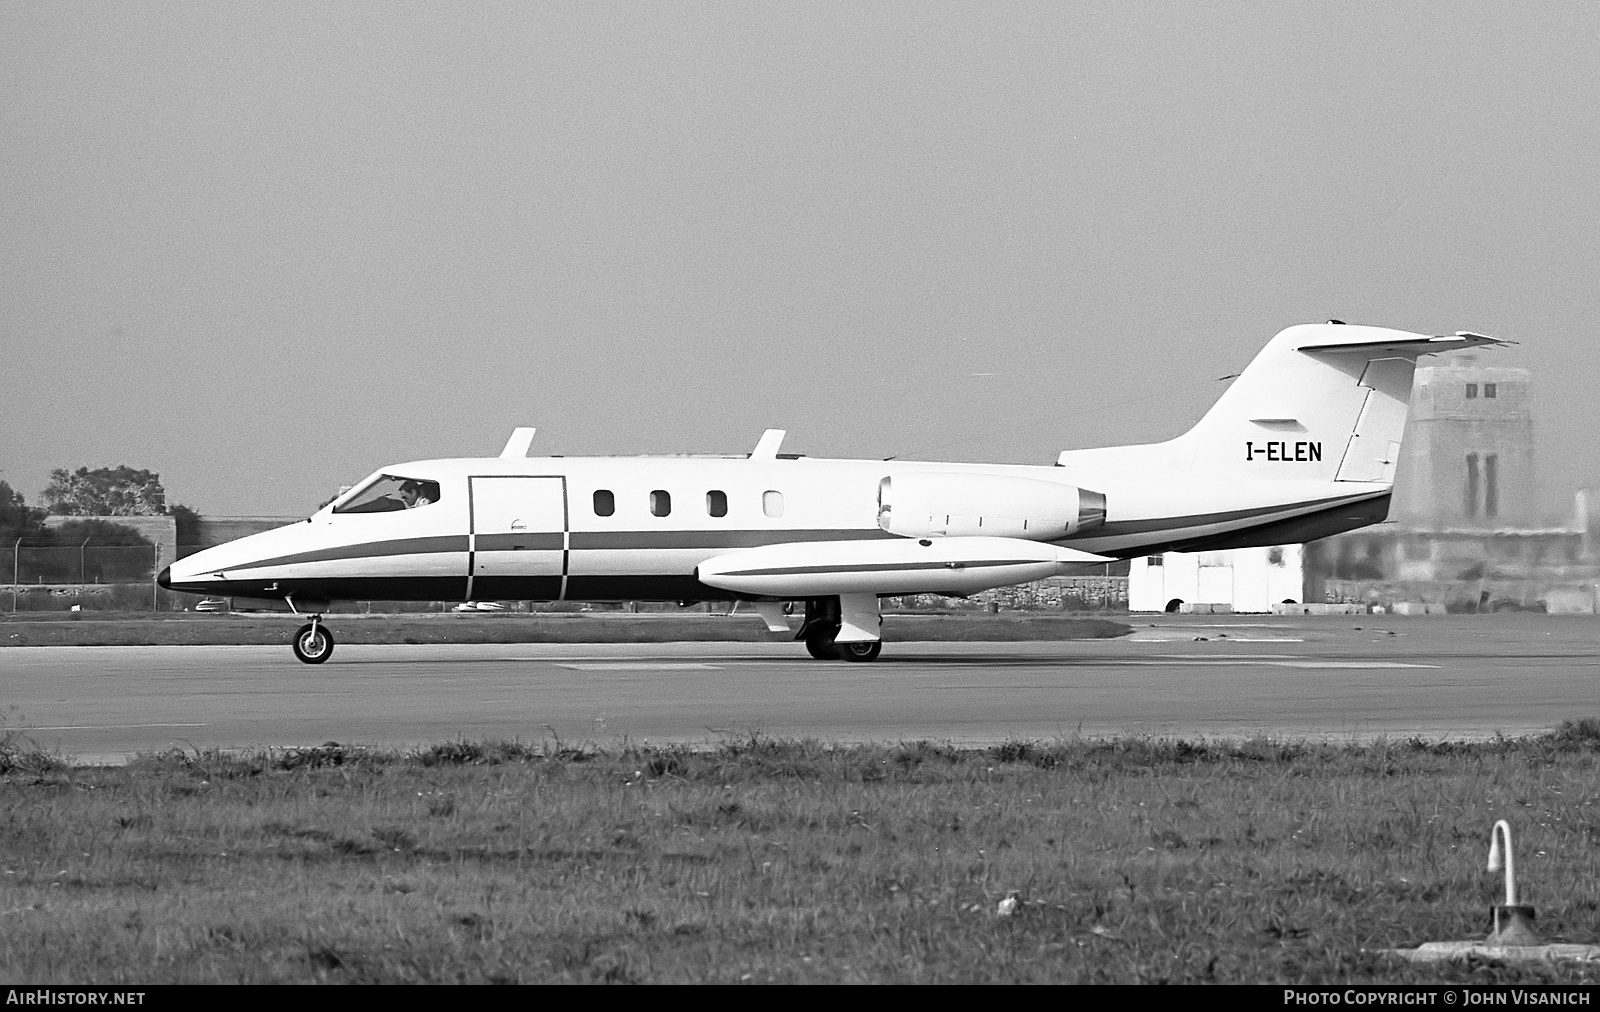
(1128, 545, 1305, 613)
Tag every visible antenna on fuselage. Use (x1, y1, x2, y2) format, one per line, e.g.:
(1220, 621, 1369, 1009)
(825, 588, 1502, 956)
(500, 427, 537, 458)
(750, 429, 786, 459)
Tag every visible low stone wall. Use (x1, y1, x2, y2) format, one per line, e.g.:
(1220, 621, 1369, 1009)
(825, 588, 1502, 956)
(1271, 602, 1364, 616)
(887, 576, 1129, 612)
(1321, 578, 1598, 614)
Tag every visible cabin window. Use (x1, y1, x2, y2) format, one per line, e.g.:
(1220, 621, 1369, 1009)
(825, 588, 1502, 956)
(763, 490, 784, 518)
(334, 475, 440, 513)
(1465, 383, 1478, 399)
(706, 490, 728, 518)
(1484, 383, 1497, 398)
(650, 490, 672, 517)
(593, 490, 615, 517)
(1148, 554, 1164, 567)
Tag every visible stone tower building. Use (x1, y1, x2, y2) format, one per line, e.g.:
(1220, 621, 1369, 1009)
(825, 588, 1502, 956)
(1389, 355, 1536, 529)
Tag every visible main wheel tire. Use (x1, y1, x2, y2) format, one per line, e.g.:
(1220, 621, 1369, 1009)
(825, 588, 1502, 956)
(804, 636, 839, 660)
(837, 640, 882, 662)
(292, 623, 334, 665)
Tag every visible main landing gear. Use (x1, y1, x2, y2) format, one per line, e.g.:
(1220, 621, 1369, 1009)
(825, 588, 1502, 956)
(836, 640, 883, 663)
(292, 616, 335, 664)
(796, 595, 883, 662)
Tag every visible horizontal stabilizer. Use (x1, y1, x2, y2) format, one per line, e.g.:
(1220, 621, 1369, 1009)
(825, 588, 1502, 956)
(1295, 331, 1503, 357)
(698, 537, 1111, 598)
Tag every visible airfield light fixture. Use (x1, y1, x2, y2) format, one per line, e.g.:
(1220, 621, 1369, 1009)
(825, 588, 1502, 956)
(1486, 819, 1540, 946)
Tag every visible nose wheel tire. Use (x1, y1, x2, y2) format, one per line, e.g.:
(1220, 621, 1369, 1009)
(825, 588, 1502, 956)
(292, 622, 335, 665)
(804, 635, 840, 660)
(837, 641, 882, 663)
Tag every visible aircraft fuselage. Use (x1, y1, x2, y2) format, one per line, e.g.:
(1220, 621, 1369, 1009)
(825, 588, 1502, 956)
(161, 452, 1390, 608)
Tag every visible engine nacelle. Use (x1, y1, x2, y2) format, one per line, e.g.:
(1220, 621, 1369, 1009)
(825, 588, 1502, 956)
(877, 472, 1106, 541)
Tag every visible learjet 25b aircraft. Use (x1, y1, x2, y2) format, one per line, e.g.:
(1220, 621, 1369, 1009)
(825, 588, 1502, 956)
(160, 322, 1499, 663)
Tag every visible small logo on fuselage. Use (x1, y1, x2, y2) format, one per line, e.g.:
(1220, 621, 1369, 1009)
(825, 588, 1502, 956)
(1245, 440, 1321, 462)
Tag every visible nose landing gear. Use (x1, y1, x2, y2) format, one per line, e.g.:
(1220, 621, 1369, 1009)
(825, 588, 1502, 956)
(292, 617, 335, 664)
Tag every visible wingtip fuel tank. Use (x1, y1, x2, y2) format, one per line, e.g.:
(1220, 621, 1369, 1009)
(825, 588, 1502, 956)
(696, 536, 1112, 598)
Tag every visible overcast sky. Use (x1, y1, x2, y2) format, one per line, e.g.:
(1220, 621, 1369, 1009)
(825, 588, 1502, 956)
(4, 3, 1598, 518)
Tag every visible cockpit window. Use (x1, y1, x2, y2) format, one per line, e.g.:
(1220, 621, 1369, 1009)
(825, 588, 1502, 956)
(334, 475, 441, 514)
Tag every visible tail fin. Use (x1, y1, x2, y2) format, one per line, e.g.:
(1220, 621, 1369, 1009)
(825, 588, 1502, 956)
(1169, 323, 1501, 484)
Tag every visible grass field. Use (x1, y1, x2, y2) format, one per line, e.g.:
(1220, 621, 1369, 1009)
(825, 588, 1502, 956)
(0, 611, 1130, 647)
(3, 725, 1598, 983)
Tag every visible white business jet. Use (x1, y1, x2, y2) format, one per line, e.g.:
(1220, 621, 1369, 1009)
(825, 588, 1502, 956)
(160, 322, 1498, 664)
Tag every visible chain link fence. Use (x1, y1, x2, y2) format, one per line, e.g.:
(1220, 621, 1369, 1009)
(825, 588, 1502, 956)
(8, 544, 161, 584)
(5, 544, 169, 612)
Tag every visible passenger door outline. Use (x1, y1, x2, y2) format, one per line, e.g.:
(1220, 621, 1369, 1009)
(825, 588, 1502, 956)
(467, 475, 569, 602)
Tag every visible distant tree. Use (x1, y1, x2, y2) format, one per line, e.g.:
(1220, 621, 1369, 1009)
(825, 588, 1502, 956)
(48, 518, 152, 547)
(33, 518, 155, 583)
(0, 480, 34, 539)
(42, 466, 168, 516)
(171, 503, 203, 549)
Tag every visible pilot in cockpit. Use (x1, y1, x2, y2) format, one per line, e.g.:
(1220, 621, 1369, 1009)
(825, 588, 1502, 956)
(398, 480, 433, 509)
(336, 476, 440, 513)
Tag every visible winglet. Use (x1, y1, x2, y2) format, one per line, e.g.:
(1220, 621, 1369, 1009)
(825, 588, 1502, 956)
(750, 429, 786, 459)
(499, 427, 537, 458)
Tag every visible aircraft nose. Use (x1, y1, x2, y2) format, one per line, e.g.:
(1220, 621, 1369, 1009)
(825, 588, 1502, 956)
(157, 565, 172, 590)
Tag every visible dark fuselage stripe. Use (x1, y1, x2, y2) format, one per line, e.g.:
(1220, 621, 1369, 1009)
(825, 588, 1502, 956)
(219, 529, 890, 572)
(1071, 491, 1381, 540)
(566, 529, 898, 550)
(220, 535, 470, 573)
(475, 533, 564, 552)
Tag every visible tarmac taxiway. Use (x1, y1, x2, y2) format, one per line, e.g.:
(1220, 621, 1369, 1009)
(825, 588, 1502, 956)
(3, 614, 1596, 762)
